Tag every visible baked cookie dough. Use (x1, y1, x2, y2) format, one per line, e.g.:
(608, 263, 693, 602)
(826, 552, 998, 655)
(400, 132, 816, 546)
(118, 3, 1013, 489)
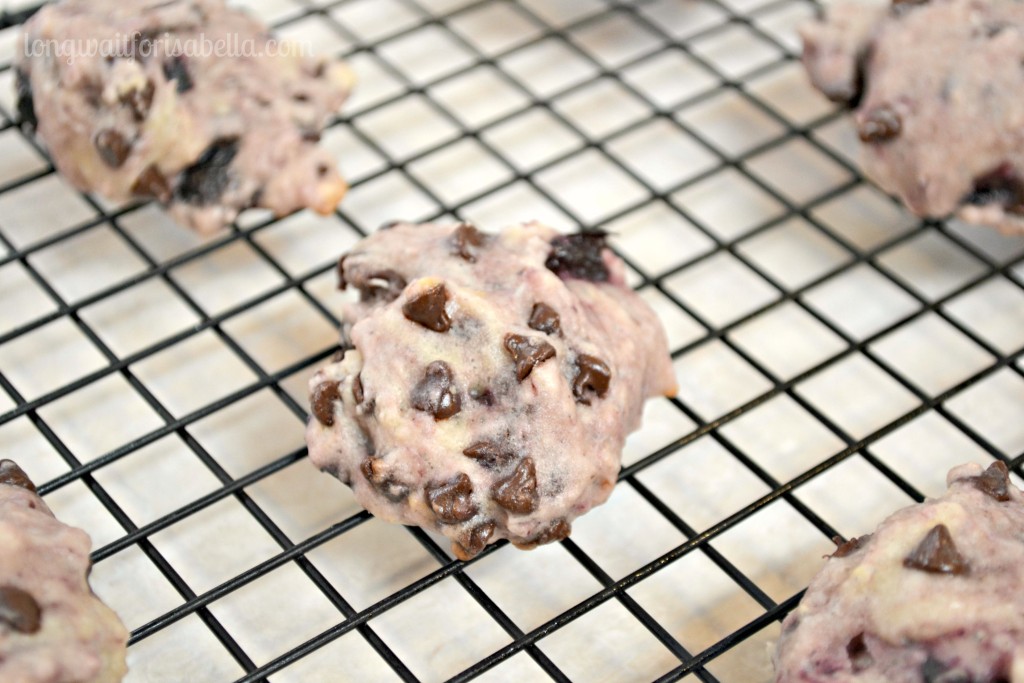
(800, 0, 1024, 233)
(17, 0, 354, 233)
(774, 461, 1024, 682)
(0, 460, 128, 682)
(306, 222, 676, 559)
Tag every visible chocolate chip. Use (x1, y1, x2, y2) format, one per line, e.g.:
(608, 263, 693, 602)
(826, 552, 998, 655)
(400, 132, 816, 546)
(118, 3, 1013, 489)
(535, 519, 571, 545)
(426, 473, 477, 523)
(359, 270, 407, 303)
(402, 284, 452, 332)
(830, 534, 872, 558)
(175, 138, 239, 206)
(857, 106, 902, 143)
(310, 380, 341, 426)
(964, 163, 1024, 215)
(463, 440, 516, 469)
(162, 55, 194, 93)
(846, 633, 873, 673)
(528, 302, 561, 336)
(336, 256, 347, 290)
(352, 374, 364, 405)
(0, 460, 35, 493)
(379, 220, 402, 231)
(968, 460, 1012, 502)
(572, 354, 611, 404)
(411, 361, 461, 420)
(94, 129, 131, 168)
(120, 80, 155, 122)
(360, 458, 409, 502)
(903, 524, 969, 575)
(456, 520, 496, 559)
(893, 0, 928, 8)
(450, 223, 487, 262)
(491, 458, 538, 514)
(470, 387, 496, 406)
(131, 165, 172, 202)
(504, 334, 556, 381)
(15, 70, 36, 131)
(0, 586, 41, 634)
(546, 231, 610, 282)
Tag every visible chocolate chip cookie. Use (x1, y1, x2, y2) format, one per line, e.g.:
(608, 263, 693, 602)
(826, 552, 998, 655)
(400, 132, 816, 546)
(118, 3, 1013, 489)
(306, 222, 677, 559)
(774, 461, 1024, 682)
(0, 460, 128, 682)
(16, 0, 353, 233)
(800, 0, 1024, 233)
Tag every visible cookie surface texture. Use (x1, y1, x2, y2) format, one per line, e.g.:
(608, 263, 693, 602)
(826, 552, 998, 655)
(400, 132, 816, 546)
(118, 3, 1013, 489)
(17, 0, 354, 233)
(800, 0, 1024, 233)
(306, 222, 677, 559)
(774, 461, 1024, 682)
(0, 459, 128, 683)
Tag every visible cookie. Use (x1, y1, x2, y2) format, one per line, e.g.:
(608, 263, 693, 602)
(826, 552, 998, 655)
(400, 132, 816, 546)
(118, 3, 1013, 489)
(800, 0, 1024, 233)
(0, 460, 128, 683)
(16, 0, 354, 233)
(306, 222, 677, 559)
(774, 461, 1024, 682)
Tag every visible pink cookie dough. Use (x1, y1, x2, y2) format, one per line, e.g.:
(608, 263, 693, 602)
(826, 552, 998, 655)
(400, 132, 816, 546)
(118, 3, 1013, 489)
(16, 0, 354, 233)
(0, 460, 128, 683)
(800, 0, 1024, 233)
(305, 222, 676, 559)
(774, 461, 1024, 682)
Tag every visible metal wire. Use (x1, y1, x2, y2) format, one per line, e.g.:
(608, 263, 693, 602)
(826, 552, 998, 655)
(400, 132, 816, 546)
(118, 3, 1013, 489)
(1, 0, 1022, 681)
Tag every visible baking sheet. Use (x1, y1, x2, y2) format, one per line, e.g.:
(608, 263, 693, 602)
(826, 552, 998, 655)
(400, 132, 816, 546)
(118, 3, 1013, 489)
(1, 0, 1024, 681)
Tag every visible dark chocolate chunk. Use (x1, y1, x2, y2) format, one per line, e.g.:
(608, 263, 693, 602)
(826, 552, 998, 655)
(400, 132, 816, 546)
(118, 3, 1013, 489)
(893, 0, 929, 9)
(503, 334, 556, 381)
(920, 656, 970, 683)
(426, 473, 477, 523)
(0, 460, 36, 493)
(120, 80, 155, 122)
(830, 534, 872, 558)
(470, 387, 496, 406)
(903, 524, 969, 575)
(94, 129, 131, 168)
(131, 164, 172, 202)
(528, 302, 561, 336)
(15, 69, 36, 131)
(402, 284, 452, 332)
(535, 519, 571, 545)
(352, 374, 364, 405)
(379, 220, 402, 231)
(0, 585, 41, 634)
(358, 270, 407, 303)
(463, 440, 516, 469)
(175, 138, 239, 206)
(545, 231, 610, 282)
(457, 520, 496, 558)
(572, 354, 611, 404)
(450, 223, 488, 262)
(846, 632, 873, 673)
(360, 458, 409, 502)
(162, 55, 194, 93)
(310, 380, 341, 426)
(968, 460, 1011, 502)
(491, 458, 538, 514)
(964, 163, 1024, 215)
(411, 361, 461, 420)
(857, 106, 902, 143)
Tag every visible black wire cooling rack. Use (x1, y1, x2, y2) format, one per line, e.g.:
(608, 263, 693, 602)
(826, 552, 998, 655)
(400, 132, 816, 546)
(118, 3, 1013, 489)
(2, 0, 1024, 681)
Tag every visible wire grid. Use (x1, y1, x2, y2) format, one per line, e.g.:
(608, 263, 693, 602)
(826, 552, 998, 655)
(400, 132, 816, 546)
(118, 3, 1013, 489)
(1, 0, 1023, 680)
